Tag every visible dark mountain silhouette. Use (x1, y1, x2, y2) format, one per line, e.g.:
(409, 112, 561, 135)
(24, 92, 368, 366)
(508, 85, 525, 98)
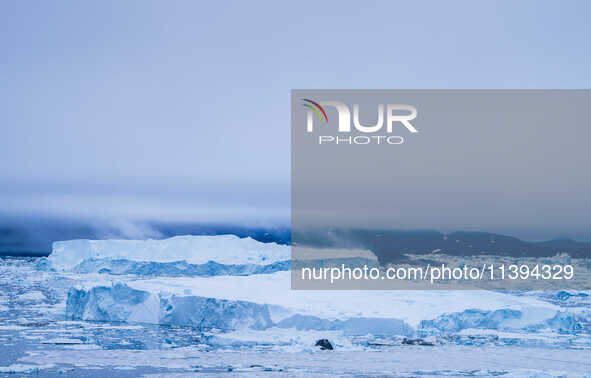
(292, 229, 591, 264)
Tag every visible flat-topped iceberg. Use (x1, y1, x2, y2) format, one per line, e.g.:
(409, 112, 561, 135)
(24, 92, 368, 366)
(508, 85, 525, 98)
(48, 235, 290, 272)
(65, 271, 580, 336)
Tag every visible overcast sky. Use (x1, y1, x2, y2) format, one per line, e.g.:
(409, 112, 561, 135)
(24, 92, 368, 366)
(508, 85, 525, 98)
(1, 1, 591, 237)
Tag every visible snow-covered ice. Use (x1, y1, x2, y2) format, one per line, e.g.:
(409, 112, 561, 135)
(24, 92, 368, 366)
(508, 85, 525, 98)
(65, 271, 574, 335)
(1, 235, 590, 376)
(48, 235, 290, 271)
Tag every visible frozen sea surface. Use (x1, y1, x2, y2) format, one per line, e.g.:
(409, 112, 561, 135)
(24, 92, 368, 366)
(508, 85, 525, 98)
(1, 236, 591, 376)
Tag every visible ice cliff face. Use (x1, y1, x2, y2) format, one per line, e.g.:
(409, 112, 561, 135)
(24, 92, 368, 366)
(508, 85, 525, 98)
(66, 283, 160, 324)
(419, 308, 563, 334)
(65, 282, 416, 335)
(67, 283, 273, 330)
(72, 258, 290, 277)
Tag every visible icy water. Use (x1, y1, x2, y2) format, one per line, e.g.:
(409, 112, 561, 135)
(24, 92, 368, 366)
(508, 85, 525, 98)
(1, 257, 591, 377)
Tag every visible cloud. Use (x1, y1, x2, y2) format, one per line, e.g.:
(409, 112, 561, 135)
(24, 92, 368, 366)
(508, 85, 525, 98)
(89, 218, 164, 240)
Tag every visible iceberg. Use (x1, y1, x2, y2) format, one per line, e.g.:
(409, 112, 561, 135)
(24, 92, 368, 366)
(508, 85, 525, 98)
(419, 307, 562, 334)
(48, 235, 290, 271)
(65, 270, 571, 336)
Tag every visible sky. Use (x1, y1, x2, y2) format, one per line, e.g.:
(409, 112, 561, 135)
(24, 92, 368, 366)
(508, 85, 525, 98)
(1, 1, 591, 239)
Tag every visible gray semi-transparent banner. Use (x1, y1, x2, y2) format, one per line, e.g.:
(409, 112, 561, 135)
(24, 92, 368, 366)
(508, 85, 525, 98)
(291, 90, 591, 290)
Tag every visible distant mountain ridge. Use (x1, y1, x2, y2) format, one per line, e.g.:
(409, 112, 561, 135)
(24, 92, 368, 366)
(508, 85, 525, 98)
(293, 229, 591, 264)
